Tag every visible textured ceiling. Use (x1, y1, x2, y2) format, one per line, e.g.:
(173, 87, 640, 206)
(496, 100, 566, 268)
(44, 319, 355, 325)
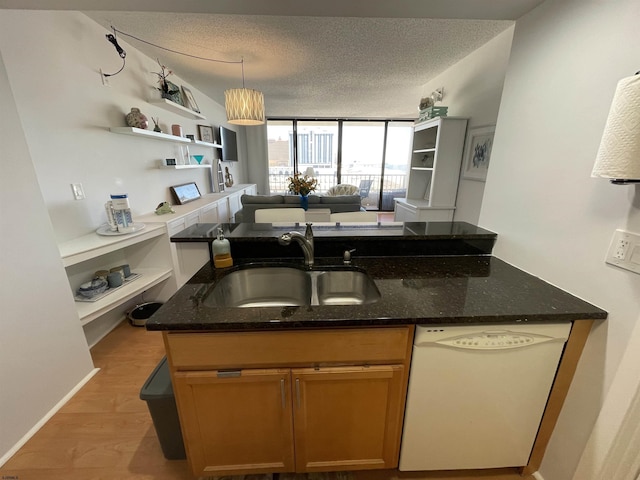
(5, 1, 546, 119)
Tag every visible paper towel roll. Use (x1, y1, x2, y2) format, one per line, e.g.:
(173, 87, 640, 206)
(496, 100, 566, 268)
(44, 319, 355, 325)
(592, 74, 640, 180)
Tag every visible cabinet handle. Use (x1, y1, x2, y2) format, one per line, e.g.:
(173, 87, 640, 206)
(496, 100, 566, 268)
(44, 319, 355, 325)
(280, 378, 286, 409)
(295, 378, 301, 408)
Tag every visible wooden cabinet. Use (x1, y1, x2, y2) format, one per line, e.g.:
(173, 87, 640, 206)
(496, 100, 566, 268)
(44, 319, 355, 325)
(394, 117, 467, 222)
(165, 327, 413, 477)
(292, 365, 405, 472)
(173, 369, 295, 475)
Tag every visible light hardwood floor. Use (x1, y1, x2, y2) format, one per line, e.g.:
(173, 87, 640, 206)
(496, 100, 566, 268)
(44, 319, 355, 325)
(0, 322, 535, 480)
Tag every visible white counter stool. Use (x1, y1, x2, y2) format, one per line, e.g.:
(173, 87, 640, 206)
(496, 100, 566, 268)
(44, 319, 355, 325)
(255, 208, 306, 223)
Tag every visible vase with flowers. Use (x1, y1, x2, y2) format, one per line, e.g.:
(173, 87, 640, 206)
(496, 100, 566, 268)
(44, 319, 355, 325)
(287, 172, 318, 210)
(153, 59, 181, 104)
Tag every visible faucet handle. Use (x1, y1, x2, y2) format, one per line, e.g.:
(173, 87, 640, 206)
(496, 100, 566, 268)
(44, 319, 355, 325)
(343, 248, 356, 265)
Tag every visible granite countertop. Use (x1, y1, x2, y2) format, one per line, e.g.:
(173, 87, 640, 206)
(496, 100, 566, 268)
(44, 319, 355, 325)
(170, 221, 499, 257)
(146, 254, 607, 332)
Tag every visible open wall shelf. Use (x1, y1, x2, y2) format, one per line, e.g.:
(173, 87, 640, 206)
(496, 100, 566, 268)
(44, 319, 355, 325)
(149, 98, 207, 120)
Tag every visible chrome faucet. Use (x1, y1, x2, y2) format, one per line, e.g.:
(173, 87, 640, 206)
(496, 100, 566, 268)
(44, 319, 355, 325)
(278, 223, 314, 267)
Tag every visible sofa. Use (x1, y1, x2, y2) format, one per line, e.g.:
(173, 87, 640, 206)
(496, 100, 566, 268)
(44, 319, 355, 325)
(234, 194, 363, 222)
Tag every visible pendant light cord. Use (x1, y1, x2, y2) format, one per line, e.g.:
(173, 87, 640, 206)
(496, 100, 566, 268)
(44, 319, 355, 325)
(110, 26, 243, 66)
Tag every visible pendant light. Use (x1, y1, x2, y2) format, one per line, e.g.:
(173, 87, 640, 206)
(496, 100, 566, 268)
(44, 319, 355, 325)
(225, 59, 265, 126)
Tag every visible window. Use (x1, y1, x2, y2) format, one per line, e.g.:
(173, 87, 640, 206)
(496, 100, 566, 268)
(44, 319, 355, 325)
(267, 119, 413, 211)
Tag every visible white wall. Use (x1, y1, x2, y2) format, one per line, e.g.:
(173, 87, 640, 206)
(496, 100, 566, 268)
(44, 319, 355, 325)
(420, 26, 514, 225)
(0, 9, 249, 462)
(478, 0, 640, 478)
(0, 10, 247, 243)
(0, 51, 95, 464)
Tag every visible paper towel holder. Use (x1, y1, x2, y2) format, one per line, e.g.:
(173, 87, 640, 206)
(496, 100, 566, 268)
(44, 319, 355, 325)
(591, 71, 640, 185)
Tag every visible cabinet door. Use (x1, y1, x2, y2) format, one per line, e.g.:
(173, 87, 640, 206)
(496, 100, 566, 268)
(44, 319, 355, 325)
(218, 199, 231, 223)
(174, 369, 295, 477)
(228, 193, 241, 221)
(292, 365, 405, 472)
(200, 202, 219, 223)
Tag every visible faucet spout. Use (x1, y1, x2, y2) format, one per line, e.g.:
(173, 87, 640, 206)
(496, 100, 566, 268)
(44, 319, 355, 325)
(278, 223, 315, 267)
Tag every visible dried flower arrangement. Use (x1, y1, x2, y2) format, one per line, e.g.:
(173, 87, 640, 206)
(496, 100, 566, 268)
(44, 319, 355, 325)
(287, 172, 318, 196)
(153, 59, 179, 96)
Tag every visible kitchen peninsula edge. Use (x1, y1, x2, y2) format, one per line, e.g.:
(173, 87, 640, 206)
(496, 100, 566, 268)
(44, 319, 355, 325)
(147, 221, 606, 477)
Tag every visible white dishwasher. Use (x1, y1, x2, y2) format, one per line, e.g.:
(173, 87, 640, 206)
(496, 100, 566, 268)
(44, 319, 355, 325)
(399, 322, 571, 471)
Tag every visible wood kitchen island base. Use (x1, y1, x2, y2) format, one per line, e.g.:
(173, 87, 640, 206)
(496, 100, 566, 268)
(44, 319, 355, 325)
(163, 320, 594, 479)
(164, 326, 414, 478)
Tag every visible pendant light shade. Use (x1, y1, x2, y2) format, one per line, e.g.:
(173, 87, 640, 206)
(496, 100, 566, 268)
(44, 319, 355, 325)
(224, 88, 265, 125)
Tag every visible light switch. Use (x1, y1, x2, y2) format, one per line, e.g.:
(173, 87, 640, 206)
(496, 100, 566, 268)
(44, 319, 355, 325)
(71, 183, 85, 200)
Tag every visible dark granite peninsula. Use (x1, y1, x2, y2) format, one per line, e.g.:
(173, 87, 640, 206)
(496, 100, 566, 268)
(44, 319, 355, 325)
(150, 221, 606, 478)
(155, 221, 604, 331)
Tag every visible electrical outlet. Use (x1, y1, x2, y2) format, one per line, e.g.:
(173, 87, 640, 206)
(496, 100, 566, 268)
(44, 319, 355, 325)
(71, 183, 85, 200)
(606, 229, 640, 274)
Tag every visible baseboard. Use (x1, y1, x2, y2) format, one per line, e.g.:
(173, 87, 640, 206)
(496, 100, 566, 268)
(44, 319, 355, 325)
(532, 472, 545, 480)
(0, 367, 100, 467)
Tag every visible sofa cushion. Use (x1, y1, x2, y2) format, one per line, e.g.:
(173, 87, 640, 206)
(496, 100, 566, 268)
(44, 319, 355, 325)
(241, 194, 284, 205)
(320, 195, 361, 205)
(283, 195, 321, 205)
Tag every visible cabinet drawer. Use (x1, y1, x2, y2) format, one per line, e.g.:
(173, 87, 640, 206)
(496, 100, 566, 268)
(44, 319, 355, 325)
(165, 327, 413, 370)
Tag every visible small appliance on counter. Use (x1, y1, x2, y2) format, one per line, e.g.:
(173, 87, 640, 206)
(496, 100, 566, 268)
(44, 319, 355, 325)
(98, 194, 145, 236)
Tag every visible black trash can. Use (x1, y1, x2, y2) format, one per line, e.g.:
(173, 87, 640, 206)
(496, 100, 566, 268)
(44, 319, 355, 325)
(140, 356, 186, 459)
(128, 302, 163, 327)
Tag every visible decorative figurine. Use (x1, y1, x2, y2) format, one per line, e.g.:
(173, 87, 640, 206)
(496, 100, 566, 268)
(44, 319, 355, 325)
(155, 201, 175, 215)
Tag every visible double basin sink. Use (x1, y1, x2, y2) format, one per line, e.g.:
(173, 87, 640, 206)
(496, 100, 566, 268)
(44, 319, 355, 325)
(204, 264, 381, 308)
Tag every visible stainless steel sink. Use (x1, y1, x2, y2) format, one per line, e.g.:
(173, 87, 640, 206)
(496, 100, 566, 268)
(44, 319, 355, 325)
(316, 270, 381, 305)
(204, 267, 312, 308)
(204, 265, 380, 308)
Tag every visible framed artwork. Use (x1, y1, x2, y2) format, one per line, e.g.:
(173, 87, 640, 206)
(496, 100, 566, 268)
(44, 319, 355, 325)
(165, 80, 184, 106)
(462, 125, 495, 182)
(197, 125, 214, 143)
(181, 86, 200, 113)
(170, 182, 201, 205)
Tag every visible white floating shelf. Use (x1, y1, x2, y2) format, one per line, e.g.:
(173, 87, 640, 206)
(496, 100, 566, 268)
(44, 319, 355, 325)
(59, 224, 166, 267)
(192, 139, 222, 149)
(160, 164, 212, 170)
(411, 167, 434, 171)
(149, 98, 207, 120)
(110, 127, 192, 144)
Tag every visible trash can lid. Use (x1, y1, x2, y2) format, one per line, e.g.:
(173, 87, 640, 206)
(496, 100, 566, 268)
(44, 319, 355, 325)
(140, 356, 175, 400)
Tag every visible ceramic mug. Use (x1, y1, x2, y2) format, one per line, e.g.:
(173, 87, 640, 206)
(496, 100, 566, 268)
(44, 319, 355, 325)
(94, 270, 109, 280)
(107, 272, 123, 288)
(119, 264, 131, 278)
(109, 266, 125, 282)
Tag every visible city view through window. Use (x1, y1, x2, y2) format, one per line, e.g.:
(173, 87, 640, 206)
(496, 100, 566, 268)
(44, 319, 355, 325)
(267, 119, 413, 211)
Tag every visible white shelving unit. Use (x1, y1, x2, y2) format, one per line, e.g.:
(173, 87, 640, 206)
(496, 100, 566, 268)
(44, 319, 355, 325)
(59, 223, 174, 333)
(395, 116, 468, 222)
(110, 126, 192, 144)
(149, 98, 207, 120)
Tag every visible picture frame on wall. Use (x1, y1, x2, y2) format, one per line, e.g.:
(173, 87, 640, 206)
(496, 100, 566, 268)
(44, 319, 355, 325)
(165, 80, 184, 106)
(181, 86, 200, 113)
(197, 125, 214, 143)
(462, 125, 495, 182)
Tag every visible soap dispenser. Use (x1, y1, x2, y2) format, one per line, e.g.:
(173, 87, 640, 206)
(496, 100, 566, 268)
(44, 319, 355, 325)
(212, 228, 233, 268)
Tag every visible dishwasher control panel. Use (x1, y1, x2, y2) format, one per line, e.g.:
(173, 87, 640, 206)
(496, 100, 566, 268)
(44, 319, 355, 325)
(441, 332, 544, 349)
(415, 325, 571, 350)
